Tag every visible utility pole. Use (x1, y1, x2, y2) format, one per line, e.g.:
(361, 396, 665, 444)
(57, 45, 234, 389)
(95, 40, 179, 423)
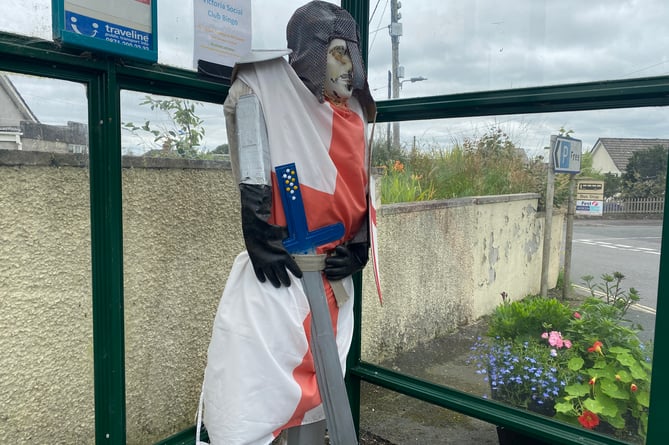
(387, 70, 391, 153)
(562, 174, 577, 300)
(541, 151, 555, 298)
(390, 0, 402, 151)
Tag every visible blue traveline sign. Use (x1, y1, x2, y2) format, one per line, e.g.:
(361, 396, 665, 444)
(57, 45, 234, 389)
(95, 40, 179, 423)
(551, 135, 582, 174)
(52, 0, 157, 62)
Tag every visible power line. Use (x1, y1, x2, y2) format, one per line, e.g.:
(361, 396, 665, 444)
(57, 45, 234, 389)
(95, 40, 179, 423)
(622, 59, 669, 77)
(368, 0, 389, 53)
(369, 0, 382, 24)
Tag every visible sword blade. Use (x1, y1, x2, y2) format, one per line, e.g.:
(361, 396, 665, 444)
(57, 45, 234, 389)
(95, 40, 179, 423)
(275, 162, 357, 444)
(301, 271, 358, 445)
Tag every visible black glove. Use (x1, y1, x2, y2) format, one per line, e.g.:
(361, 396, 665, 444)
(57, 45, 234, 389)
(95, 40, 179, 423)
(240, 183, 302, 287)
(324, 243, 369, 281)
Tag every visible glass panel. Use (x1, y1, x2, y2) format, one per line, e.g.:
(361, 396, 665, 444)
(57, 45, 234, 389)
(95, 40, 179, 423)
(0, 71, 93, 443)
(0, 0, 52, 40)
(362, 107, 665, 443)
(360, 382, 500, 443)
(120, 89, 233, 444)
(368, 0, 669, 99)
(0, 1, 339, 69)
(158, 0, 340, 70)
(120, 90, 227, 158)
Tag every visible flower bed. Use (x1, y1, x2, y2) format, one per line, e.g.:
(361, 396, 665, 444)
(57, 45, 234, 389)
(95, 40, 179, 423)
(470, 294, 652, 443)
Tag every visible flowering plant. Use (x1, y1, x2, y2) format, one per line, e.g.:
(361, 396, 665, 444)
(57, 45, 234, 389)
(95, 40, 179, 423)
(471, 331, 571, 413)
(471, 295, 652, 443)
(553, 299, 652, 443)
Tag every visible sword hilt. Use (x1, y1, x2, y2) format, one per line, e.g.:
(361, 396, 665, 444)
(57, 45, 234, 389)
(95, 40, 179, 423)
(275, 163, 345, 254)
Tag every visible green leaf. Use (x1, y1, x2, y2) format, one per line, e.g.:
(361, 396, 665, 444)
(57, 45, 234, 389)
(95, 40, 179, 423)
(603, 412, 626, 429)
(554, 402, 574, 414)
(600, 380, 629, 400)
(608, 346, 630, 354)
(568, 356, 584, 371)
(616, 353, 636, 367)
(636, 389, 650, 408)
(585, 394, 620, 418)
(615, 369, 632, 383)
(565, 383, 590, 397)
(629, 362, 648, 380)
(582, 398, 604, 414)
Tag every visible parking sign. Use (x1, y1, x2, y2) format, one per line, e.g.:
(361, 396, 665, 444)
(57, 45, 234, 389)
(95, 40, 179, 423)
(551, 135, 582, 174)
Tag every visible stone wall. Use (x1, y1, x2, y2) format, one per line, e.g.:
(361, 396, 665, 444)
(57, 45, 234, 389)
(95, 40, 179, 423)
(0, 150, 562, 443)
(361, 195, 563, 362)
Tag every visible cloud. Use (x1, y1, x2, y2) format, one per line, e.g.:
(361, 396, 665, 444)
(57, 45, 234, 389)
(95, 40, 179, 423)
(2, 0, 668, 156)
(365, 0, 669, 152)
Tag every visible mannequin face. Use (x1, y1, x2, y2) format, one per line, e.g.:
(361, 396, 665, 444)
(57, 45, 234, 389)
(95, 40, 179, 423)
(324, 38, 353, 104)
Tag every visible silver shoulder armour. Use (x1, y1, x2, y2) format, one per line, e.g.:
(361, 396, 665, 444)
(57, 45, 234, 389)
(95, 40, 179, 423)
(235, 93, 271, 186)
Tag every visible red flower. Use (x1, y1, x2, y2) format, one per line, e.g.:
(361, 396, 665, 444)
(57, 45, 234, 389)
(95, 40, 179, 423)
(573, 311, 582, 319)
(631, 383, 638, 392)
(588, 341, 604, 355)
(578, 410, 600, 429)
(589, 377, 597, 385)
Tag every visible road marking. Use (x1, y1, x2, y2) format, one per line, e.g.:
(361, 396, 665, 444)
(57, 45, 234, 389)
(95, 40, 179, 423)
(571, 284, 657, 314)
(574, 239, 660, 255)
(633, 303, 657, 315)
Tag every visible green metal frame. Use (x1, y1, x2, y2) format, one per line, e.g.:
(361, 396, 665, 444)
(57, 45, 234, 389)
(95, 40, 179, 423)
(1, 1, 668, 443)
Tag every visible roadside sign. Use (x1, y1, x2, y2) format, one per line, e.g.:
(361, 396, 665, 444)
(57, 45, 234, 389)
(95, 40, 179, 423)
(551, 135, 582, 174)
(52, 0, 157, 62)
(576, 179, 604, 216)
(576, 200, 603, 216)
(576, 179, 605, 200)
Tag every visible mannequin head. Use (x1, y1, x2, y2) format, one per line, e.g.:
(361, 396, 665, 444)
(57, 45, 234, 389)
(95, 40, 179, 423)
(324, 38, 353, 104)
(286, 1, 374, 114)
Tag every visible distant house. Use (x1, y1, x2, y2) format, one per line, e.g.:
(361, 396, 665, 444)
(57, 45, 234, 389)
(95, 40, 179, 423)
(0, 73, 88, 153)
(590, 137, 669, 176)
(0, 74, 38, 150)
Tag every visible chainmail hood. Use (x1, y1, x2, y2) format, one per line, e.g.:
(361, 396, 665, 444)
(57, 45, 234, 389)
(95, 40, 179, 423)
(287, 1, 375, 117)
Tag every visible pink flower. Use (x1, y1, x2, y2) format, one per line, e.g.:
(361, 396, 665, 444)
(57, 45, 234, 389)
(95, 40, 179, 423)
(542, 330, 572, 349)
(548, 331, 564, 348)
(573, 312, 581, 319)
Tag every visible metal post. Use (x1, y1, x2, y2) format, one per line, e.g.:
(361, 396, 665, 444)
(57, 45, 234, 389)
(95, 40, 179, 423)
(541, 155, 555, 298)
(386, 70, 391, 153)
(390, 0, 400, 151)
(562, 174, 577, 300)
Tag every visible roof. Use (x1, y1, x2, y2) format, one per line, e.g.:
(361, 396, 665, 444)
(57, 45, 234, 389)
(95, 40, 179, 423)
(593, 137, 669, 172)
(0, 73, 39, 127)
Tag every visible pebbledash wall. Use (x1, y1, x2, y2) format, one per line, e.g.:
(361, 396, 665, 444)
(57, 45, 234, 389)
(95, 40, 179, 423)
(0, 150, 562, 444)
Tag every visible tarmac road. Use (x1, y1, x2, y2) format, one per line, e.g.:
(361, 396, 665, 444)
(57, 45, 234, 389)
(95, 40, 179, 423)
(567, 218, 662, 342)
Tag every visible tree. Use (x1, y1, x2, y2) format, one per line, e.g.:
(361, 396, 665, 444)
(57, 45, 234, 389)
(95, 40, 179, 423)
(123, 96, 205, 158)
(621, 145, 668, 198)
(602, 172, 623, 198)
(211, 143, 229, 155)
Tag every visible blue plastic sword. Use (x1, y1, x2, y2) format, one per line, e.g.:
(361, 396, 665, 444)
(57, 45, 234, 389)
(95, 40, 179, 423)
(275, 163, 345, 254)
(274, 162, 359, 445)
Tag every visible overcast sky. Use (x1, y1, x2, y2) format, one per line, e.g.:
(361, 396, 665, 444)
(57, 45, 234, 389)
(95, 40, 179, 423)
(3, 0, 669, 156)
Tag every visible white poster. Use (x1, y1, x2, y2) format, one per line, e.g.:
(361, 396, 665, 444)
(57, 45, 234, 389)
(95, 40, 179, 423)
(194, 0, 252, 69)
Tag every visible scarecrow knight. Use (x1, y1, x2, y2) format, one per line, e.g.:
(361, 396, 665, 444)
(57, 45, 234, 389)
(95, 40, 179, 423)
(200, 2, 377, 444)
